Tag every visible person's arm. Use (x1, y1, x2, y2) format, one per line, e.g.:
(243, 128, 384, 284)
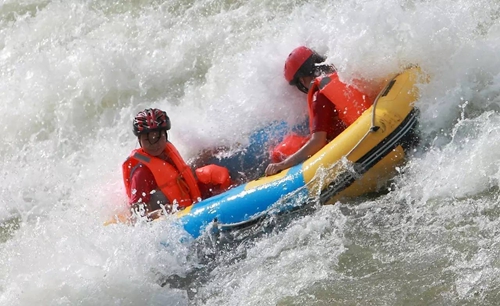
(129, 166, 169, 219)
(265, 131, 327, 176)
(265, 92, 336, 176)
(130, 191, 170, 219)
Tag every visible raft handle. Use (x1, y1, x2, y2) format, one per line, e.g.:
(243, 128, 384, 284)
(344, 73, 400, 159)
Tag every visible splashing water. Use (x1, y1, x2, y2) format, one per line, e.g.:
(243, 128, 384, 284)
(2, 0, 500, 305)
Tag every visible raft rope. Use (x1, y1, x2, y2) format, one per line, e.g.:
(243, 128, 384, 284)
(343, 74, 397, 159)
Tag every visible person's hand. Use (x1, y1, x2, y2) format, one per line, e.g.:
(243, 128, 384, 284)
(265, 162, 286, 176)
(147, 209, 165, 221)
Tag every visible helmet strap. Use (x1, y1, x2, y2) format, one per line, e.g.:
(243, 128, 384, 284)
(137, 129, 168, 147)
(296, 81, 309, 94)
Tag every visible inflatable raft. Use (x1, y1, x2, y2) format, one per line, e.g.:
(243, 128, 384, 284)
(174, 66, 424, 239)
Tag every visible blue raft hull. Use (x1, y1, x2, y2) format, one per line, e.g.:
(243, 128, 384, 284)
(177, 164, 308, 239)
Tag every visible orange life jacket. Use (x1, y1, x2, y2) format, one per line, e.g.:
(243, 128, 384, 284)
(307, 72, 372, 128)
(122, 142, 202, 209)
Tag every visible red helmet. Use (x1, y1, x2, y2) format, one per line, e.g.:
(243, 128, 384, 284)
(284, 46, 314, 84)
(284, 46, 328, 93)
(133, 108, 171, 136)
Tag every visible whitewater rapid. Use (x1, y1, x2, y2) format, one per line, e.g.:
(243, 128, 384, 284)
(1, 0, 500, 305)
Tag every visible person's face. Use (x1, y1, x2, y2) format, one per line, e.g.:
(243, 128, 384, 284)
(299, 76, 314, 90)
(138, 130, 167, 156)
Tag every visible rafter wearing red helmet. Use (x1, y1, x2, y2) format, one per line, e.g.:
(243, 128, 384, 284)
(266, 46, 372, 176)
(122, 108, 232, 221)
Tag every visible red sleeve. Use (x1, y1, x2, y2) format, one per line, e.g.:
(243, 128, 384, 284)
(311, 92, 346, 141)
(128, 165, 157, 205)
